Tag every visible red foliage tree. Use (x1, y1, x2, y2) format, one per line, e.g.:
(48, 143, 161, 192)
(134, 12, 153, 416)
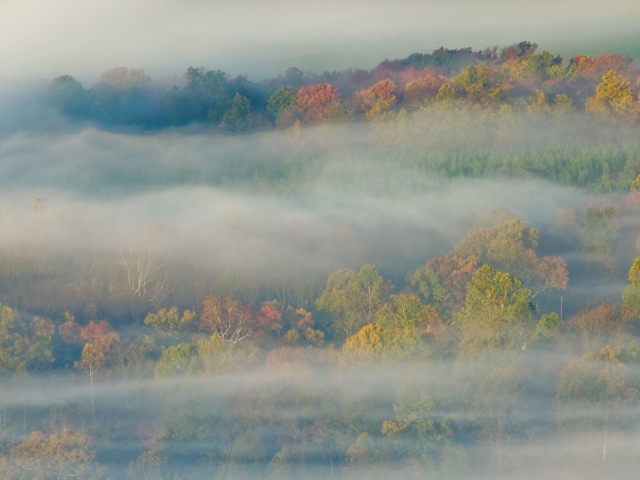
(353, 79, 397, 114)
(404, 74, 447, 106)
(572, 54, 640, 82)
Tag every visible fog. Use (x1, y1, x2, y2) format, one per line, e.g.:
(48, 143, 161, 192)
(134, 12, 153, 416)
(0, 122, 591, 290)
(1, 32, 640, 476)
(2, 0, 639, 82)
(1, 352, 640, 479)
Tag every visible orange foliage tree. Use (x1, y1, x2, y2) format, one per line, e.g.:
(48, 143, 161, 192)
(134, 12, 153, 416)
(404, 74, 447, 107)
(9, 429, 102, 479)
(353, 79, 397, 120)
(295, 83, 341, 123)
(75, 320, 121, 413)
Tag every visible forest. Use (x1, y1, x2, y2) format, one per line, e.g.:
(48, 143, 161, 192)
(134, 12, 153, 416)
(1, 40, 640, 478)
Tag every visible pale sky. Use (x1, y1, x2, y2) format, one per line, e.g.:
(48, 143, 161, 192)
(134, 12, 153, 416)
(1, 0, 639, 83)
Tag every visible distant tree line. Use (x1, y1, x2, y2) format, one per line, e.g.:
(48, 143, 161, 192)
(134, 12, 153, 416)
(46, 41, 640, 132)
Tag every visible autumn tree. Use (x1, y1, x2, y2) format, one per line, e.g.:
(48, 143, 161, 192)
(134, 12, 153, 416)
(74, 320, 121, 412)
(199, 295, 256, 345)
(343, 324, 383, 364)
(451, 217, 568, 297)
(586, 70, 639, 119)
(572, 54, 640, 84)
(343, 294, 440, 363)
(98, 67, 151, 89)
(8, 429, 102, 479)
(498, 41, 538, 63)
(281, 307, 324, 347)
(566, 303, 630, 355)
(144, 307, 196, 337)
(404, 75, 447, 107)
(527, 90, 550, 113)
(410, 255, 479, 317)
(503, 50, 562, 83)
(353, 79, 397, 121)
(295, 83, 342, 123)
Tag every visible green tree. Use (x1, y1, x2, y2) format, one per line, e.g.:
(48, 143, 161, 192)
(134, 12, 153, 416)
(267, 86, 296, 120)
(435, 82, 457, 103)
(46, 75, 93, 119)
(154, 344, 199, 379)
(185, 67, 230, 124)
(457, 265, 537, 353)
(376, 293, 439, 334)
(0, 304, 55, 373)
(622, 256, 640, 319)
(375, 294, 441, 358)
(316, 264, 389, 338)
(221, 92, 251, 131)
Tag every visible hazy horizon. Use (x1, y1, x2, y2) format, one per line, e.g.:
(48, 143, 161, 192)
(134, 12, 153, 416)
(2, 0, 640, 83)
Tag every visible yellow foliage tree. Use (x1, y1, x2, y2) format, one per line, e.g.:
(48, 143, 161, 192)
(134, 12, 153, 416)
(586, 70, 639, 119)
(343, 324, 383, 364)
(9, 429, 102, 479)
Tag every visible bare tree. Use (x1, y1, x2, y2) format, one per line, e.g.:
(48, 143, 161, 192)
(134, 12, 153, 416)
(116, 227, 171, 311)
(200, 295, 256, 345)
